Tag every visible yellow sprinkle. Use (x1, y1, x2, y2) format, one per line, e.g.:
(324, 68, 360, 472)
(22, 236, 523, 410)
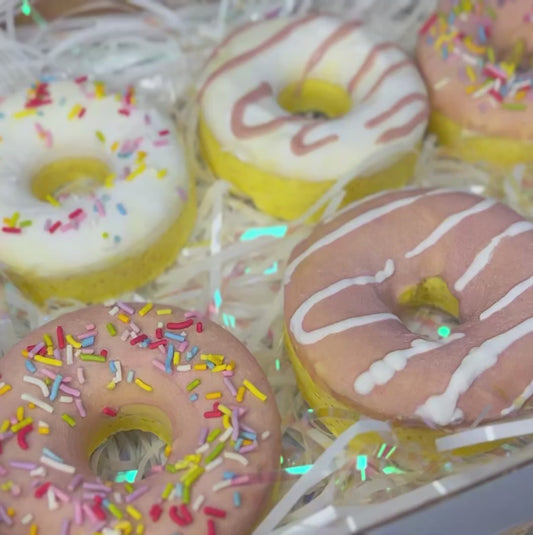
(243, 379, 267, 401)
(68, 104, 83, 120)
(34, 355, 63, 367)
(62, 414, 76, 427)
(111, 141, 119, 152)
(161, 482, 173, 499)
(236, 386, 245, 403)
(181, 465, 204, 486)
(515, 90, 527, 101)
(22, 349, 29, 357)
(38, 427, 50, 435)
(11, 417, 33, 433)
(47, 345, 55, 356)
(465, 84, 477, 94)
(28, 403, 36, 409)
(117, 313, 130, 323)
(157, 169, 167, 179)
(6, 507, 15, 516)
(108, 503, 123, 519)
(139, 303, 153, 316)
(104, 173, 116, 188)
(13, 109, 37, 118)
(194, 364, 208, 371)
(242, 439, 253, 446)
(126, 505, 142, 520)
(125, 163, 147, 182)
(173, 352, 180, 366)
(16, 406, 24, 421)
(45, 194, 60, 207)
(487, 46, 495, 64)
(125, 483, 134, 493)
(226, 361, 236, 371)
(136, 151, 147, 162)
(134, 378, 153, 392)
(9, 212, 19, 226)
(0, 419, 10, 433)
(136, 524, 145, 535)
(44, 334, 53, 347)
(106, 381, 117, 390)
(66, 334, 81, 349)
(206, 392, 222, 400)
(94, 82, 106, 99)
(465, 65, 476, 82)
(0, 384, 12, 396)
(164, 445, 172, 457)
(217, 404, 231, 416)
(211, 365, 226, 373)
(463, 39, 485, 54)
(201, 354, 224, 365)
(156, 308, 172, 316)
(222, 414, 231, 429)
(30, 524, 38, 535)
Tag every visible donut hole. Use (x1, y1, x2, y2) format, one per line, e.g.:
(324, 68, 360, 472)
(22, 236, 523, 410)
(30, 157, 111, 202)
(277, 79, 351, 120)
(87, 404, 172, 483)
(396, 276, 460, 342)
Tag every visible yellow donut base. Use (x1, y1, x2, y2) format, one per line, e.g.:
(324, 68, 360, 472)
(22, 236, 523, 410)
(6, 180, 196, 306)
(429, 110, 533, 168)
(199, 77, 420, 221)
(285, 275, 506, 458)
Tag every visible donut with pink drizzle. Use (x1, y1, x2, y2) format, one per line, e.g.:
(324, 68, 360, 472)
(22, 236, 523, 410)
(198, 14, 428, 220)
(284, 187, 533, 427)
(0, 303, 280, 534)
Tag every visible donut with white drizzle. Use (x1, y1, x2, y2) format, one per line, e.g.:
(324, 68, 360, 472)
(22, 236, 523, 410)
(0, 303, 280, 534)
(198, 14, 428, 219)
(284, 187, 533, 427)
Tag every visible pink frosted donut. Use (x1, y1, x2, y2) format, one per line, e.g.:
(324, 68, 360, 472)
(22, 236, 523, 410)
(0, 303, 280, 534)
(284, 187, 533, 427)
(416, 0, 533, 158)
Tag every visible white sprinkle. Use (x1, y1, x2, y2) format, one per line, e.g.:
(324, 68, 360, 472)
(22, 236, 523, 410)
(113, 361, 122, 383)
(108, 306, 119, 316)
(21, 513, 34, 525)
(23, 376, 50, 397)
(40, 456, 75, 474)
(120, 330, 130, 341)
(192, 494, 205, 512)
(212, 480, 232, 492)
(218, 427, 233, 443)
(196, 443, 209, 454)
(38, 421, 49, 429)
(130, 322, 141, 334)
(176, 365, 192, 372)
(59, 396, 73, 403)
(77, 368, 85, 384)
(157, 322, 163, 328)
(113, 492, 122, 504)
(21, 394, 53, 413)
(223, 452, 249, 466)
(66, 344, 73, 365)
(30, 467, 46, 478)
(261, 430, 271, 440)
(433, 78, 450, 91)
(205, 458, 223, 472)
(47, 486, 59, 511)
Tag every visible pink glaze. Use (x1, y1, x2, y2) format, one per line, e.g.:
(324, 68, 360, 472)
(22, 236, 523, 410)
(284, 188, 533, 426)
(416, 0, 533, 139)
(0, 303, 281, 534)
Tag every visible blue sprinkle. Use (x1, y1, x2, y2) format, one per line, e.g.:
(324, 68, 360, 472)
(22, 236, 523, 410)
(223, 471, 236, 480)
(185, 345, 199, 362)
(140, 338, 151, 348)
(42, 447, 63, 463)
(25, 360, 37, 373)
(189, 393, 198, 402)
(0, 113, 5, 120)
(49, 374, 63, 401)
(164, 331, 185, 342)
(239, 431, 256, 441)
(103, 499, 110, 508)
(114, 235, 121, 244)
(174, 483, 183, 498)
(478, 25, 487, 44)
(101, 194, 111, 202)
(165, 343, 174, 374)
(441, 44, 448, 60)
(116, 203, 127, 215)
(205, 360, 215, 369)
(234, 438, 243, 451)
(58, 96, 66, 106)
(447, 11, 455, 24)
(109, 361, 117, 374)
(127, 370, 135, 383)
(233, 491, 241, 507)
(81, 336, 95, 347)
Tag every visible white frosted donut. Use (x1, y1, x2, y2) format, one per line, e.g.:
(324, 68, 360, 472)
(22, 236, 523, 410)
(198, 14, 429, 181)
(0, 79, 194, 303)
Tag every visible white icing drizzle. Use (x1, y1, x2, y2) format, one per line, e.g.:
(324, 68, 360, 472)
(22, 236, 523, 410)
(480, 275, 533, 321)
(454, 221, 533, 292)
(354, 333, 465, 395)
(405, 198, 496, 259)
(501, 378, 533, 416)
(285, 188, 454, 283)
(290, 260, 397, 345)
(416, 317, 533, 425)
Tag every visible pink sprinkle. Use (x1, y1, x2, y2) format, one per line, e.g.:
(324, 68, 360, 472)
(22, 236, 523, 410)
(125, 485, 148, 503)
(34, 122, 45, 135)
(40, 368, 58, 380)
(59, 384, 81, 397)
(144, 114, 151, 124)
(118, 108, 130, 116)
(60, 222, 74, 233)
(158, 345, 167, 355)
(68, 474, 84, 492)
(75, 398, 86, 418)
(159, 129, 169, 136)
(82, 503, 98, 523)
(222, 370, 234, 377)
(117, 301, 134, 314)
(45, 131, 53, 148)
(77, 330, 97, 340)
(153, 139, 169, 147)
(74, 500, 83, 525)
(223, 377, 237, 396)
(77, 368, 85, 384)
(231, 475, 251, 486)
(75, 76, 88, 84)
(52, 486, 70, 502)
(152, 359, 166, 373)
(78, 107, 86, 118)
(177, 341, 189, 352)
(94, 199, 105, 217)
(0, 464, 7, 476)
(69, 208, 83, 220)
(49, 221, 61, 234)
(60, 518, 71, 535)
(198, 427, 208, 445)
(239, 444, 257, 454)
(29, 342, 45, 358)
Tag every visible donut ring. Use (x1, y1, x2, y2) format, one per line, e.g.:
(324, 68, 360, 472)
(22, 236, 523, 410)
(416, 0, 533, 168)
(0, 303, 280, 534)
(198, 14, 428, 220)
(0, 80, 195, 305)
(284, 187, 533, 427)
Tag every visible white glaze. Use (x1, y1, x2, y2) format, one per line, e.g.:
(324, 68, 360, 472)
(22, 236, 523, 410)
(480, 275, 533, 321)
(501, 378, 533, 416)
(199, 15, 428, 182)
(0, 80, 190, 277)
(454, 221, 533, 292)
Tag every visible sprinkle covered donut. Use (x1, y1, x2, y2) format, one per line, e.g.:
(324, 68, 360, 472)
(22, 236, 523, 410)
(0, 303, 280, 534)
(416, 0, 533, 167)
(198, 14, 428, 220)
(0, 80, 195, 305)
(284, 187, 533, 427)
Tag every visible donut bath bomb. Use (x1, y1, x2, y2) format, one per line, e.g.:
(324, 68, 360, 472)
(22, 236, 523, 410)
(0, 80, 196, 305)
(417, 0, 533, 168)
(198, 14, 429, 220)
(284, 187, 533, 433)
(0, 302, 281, 534)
